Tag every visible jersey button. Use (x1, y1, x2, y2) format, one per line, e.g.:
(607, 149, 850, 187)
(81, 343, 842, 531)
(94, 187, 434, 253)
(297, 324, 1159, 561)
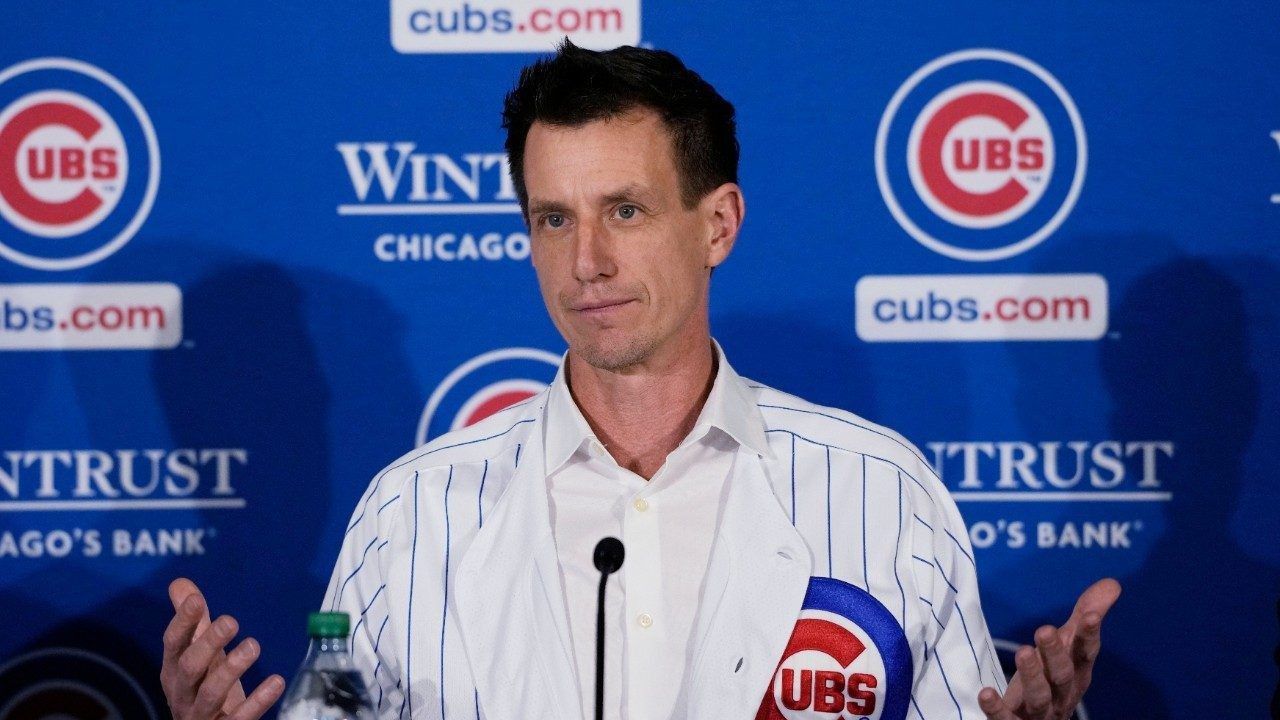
(637, 612, 654, 628)
(633, 498, 649, 512)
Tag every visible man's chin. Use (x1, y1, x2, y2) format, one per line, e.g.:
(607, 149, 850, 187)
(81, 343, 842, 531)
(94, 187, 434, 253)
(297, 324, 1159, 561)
(570, 337, 654, 373)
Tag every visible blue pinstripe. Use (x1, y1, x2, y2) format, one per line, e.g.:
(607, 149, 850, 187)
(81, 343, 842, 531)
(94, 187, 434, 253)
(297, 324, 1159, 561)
(789, 433, 796, 524)
(927, 605, 964, 719)
(475, 460, 488, 720)
(349, 584, 386, 652)
(765, 426, 937, 507)
(373, 614, 390, 711)
(440, 465, 454, 720)
(825, 445, 832, 577)
(945, 528, 975, 566)
(401, 470, 420, 720)
(346, 417, 535, 536)
(931, 556, 985, 685)
(333, 537, 379, 610)
(766, 426, 978, 575)
(477, 459, 488, 527)
(759, 425, 982, 576)
(895, 474, 907, 626)
(911, 695, 927, 719)
(861, 453, 868, 591)
(379, 494, 401, 514)
(756, 403, 932, 469)
(985, 637, 1000, 690)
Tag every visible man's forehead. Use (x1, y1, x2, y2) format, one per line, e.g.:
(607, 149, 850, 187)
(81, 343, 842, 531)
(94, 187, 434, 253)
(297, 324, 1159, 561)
(526, 110, 670, 157)
(523, 110, 678, 202)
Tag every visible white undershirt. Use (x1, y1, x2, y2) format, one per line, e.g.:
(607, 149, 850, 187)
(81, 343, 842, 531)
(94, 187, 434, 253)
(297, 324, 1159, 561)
(542, 359, 746, 720)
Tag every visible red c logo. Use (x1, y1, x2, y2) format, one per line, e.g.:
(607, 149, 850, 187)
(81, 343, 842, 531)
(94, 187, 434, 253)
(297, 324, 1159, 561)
(0, 101, 117, 226)
(758, 618, 881, 720)
(918, 92, 1030, 218)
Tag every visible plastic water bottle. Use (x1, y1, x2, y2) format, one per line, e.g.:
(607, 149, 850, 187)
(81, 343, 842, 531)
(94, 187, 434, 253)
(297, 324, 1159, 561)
(278, 611, 375, 720)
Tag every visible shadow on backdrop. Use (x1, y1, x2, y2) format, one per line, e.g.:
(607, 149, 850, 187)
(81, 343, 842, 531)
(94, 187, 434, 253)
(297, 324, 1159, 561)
(1000, 243, 1279, 717)
(0, 248, 421, 718)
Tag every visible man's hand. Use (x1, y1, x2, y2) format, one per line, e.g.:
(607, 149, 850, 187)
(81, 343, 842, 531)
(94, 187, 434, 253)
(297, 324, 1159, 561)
(977, 578, 1121, 720)
(160, 577, 286, 720)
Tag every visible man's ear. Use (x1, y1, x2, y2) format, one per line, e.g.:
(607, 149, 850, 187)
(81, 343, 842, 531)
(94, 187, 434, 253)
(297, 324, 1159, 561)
(702, 182, 745, 269)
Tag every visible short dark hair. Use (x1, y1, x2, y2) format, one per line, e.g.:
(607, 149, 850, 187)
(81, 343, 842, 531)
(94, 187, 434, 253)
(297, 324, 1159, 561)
(502, 40, 739, 214)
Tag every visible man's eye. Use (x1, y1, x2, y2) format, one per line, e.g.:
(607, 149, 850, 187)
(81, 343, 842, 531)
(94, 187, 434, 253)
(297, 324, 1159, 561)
(545, 213, 565, 228)
(617, 205, 637, 220)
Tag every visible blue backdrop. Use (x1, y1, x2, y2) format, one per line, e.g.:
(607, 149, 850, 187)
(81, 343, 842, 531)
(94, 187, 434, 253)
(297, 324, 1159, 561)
(1, 2, 1278, 718)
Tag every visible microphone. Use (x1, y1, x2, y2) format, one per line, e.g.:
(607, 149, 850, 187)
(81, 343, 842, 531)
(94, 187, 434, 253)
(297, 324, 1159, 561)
(593, 537, 625, 720)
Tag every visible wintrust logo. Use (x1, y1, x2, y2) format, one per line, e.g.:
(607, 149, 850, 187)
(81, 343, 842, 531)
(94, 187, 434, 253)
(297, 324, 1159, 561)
(336, 142, 532, 263)
(336, 143, 517, 210)
(391, 0, 640, 53)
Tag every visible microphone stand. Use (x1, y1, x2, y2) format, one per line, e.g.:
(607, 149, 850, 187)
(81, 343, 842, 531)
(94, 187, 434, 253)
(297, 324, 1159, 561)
(593, 537, 625, 720)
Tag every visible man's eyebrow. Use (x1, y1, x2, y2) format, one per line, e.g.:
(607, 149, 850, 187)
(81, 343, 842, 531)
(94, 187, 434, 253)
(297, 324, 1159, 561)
(527, 199, 570, 216)
(527, 185, 660, 216)
(600, 184, 659, 207)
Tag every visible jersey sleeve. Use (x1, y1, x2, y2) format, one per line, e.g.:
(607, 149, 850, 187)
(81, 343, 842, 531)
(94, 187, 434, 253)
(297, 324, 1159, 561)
(908, 467, 1006, 718)
(321, 468, 409, 718)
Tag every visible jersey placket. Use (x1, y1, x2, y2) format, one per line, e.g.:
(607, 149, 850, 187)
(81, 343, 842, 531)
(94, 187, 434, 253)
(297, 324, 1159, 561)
(622, 472, 666, 720)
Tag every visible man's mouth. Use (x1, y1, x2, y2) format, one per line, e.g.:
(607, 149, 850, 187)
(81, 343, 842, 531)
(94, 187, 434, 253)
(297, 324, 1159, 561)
(570, 299, 635, 315)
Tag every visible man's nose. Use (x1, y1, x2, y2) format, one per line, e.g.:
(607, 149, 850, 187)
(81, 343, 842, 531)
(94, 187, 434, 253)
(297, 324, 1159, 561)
(571, 217, 618, 281)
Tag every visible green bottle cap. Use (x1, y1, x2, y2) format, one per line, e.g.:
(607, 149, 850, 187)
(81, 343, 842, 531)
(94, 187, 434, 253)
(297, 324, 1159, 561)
(307, 611, 350, 638)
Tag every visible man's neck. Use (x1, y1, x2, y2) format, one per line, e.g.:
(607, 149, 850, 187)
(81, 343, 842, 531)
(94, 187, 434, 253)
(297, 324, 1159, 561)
(565, 337, 717, 480)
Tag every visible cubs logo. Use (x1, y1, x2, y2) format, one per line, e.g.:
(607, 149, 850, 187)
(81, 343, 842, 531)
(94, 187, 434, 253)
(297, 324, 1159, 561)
(0, 58, 160, 271)
(415, 347, 560, 446)
(876, 49, 1086, 262)
(0, 647, 159, 720)
(757, 577, 912, 720)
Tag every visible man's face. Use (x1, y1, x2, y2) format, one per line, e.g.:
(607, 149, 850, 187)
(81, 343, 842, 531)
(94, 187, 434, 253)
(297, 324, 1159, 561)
(523, 108, 734, 371)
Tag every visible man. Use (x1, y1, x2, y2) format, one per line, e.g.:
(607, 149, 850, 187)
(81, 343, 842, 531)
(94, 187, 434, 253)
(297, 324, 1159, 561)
(161, 41, 1119, 720)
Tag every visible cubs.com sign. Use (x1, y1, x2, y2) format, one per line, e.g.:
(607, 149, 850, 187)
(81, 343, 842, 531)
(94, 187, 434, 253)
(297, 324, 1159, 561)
(756, 578, 912, 720)
(876, 49, 1086, 262)
(0, 58, 159, 271)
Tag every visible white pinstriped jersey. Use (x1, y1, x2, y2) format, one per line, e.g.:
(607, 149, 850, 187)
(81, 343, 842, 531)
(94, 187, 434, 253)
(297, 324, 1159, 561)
(322, 352, 1007, 719)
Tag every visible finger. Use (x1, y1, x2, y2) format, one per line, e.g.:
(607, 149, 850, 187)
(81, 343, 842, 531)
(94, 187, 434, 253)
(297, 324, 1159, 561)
(169, 577, 213, 639)
(1071, 610, 1104, 668)
(1063, 578, 1121, 635)
(1035, 624, 1076, 710)
(227, 674, 287, 720)
(168, 577, 201, 611)
(977, 687, 1019, 720)
(162, 592, 205, 668)
(190, 638, 259, 717)
(177, 614, 239, 686)
(1000, 670, 1024, 709)
(1016, 645, 1052, 720)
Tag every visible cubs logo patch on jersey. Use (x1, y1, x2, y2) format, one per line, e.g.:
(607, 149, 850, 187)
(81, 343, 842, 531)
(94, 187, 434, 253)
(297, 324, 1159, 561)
(756, 577, 912, 720)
